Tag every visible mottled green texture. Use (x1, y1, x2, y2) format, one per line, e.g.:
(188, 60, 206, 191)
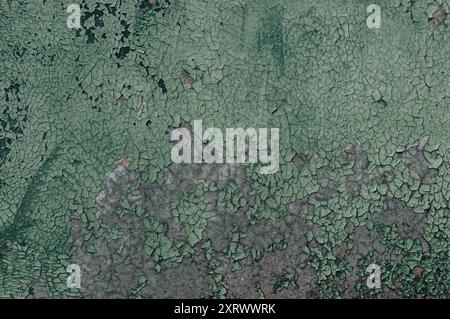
(2, 0, 450, 298)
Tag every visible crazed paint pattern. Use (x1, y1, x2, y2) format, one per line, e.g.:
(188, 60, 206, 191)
(2, 0, 450, 298)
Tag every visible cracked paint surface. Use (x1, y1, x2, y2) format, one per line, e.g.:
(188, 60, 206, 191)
(2, 0, 450, 298)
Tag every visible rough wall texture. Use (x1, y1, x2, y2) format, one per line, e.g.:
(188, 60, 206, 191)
(1, 0, 450, 298)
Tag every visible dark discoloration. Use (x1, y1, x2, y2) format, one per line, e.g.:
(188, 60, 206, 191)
(429, 7, 447, 31)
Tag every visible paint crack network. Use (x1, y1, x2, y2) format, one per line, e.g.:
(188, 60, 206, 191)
(1, 0, 450, 299)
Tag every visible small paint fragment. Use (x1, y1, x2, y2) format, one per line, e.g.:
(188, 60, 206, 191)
(429, 7, 447, 31)
(116, 156, 133, 167)
(116, 95, 127, 107)
(181, 71, 194, 89)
